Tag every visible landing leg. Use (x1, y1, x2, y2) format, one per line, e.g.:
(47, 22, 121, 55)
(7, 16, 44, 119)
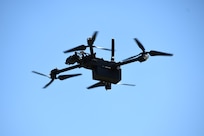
(105, 82, 111, 90)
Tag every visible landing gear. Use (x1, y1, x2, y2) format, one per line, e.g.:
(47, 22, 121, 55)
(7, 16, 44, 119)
(105, 82, 111, 90)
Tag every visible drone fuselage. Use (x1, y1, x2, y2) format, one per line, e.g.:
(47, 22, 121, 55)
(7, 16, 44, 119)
(91, 58, 121, 84)
(66, 53, 121, 84)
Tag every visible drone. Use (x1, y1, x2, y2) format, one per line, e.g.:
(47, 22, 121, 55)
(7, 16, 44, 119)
(32, 31, 173, 90)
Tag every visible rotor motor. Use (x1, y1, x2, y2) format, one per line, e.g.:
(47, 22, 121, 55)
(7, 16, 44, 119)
(138, 53, 149, 62)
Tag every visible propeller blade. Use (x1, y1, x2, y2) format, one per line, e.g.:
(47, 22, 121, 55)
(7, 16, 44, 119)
(88, 31, 98, 46)
(88, 31, 98, 55)
(111, 39, 115, 61)
(63, 45, 87, 53)
(87, 81, 105, 89)
(91, 31, 98, 45)
(93, 46, 111, 51)
(58, 73, 82, 80)
(32, 71, 50, 78)
(43, 79, 54, 88)
(117, 83, 136, 86)
(148, 50, 173, 56)
(134, 38, 145, 52)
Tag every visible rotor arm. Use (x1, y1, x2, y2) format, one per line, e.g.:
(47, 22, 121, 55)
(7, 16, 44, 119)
(47, 64, 81, 80)
(56, 64, 81, 74)
(117, 57, 140, 66)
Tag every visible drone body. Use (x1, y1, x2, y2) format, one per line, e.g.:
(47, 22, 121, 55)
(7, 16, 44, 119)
(33, 31, 173, 90)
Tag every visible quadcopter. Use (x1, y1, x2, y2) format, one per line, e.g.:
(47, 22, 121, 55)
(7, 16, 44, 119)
(32, 31, 173, 90)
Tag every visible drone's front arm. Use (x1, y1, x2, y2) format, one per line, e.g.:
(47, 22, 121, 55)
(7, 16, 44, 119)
(49, 64, 81, 79)
(56, 64, 81, 74)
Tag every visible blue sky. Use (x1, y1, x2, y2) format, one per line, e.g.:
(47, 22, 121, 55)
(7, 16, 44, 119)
(1, 0, 204, 136)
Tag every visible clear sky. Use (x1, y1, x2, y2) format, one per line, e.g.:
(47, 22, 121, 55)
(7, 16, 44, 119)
(1, 0, 204, 136)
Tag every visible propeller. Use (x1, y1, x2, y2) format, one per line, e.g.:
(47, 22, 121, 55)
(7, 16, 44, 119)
(32, 70, 82, 88)
(134, 38, 173, 56)
(123, 38, 173, 62)
(64, 31, 111, 53)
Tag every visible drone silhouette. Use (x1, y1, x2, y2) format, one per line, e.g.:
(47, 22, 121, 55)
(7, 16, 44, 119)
(32, 31, 173, 90)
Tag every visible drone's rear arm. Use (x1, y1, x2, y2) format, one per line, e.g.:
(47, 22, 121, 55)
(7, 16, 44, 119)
(117, 57, 139, 66)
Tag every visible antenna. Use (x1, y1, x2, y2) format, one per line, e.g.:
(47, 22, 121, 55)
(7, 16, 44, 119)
(111, 39, 115, 61)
